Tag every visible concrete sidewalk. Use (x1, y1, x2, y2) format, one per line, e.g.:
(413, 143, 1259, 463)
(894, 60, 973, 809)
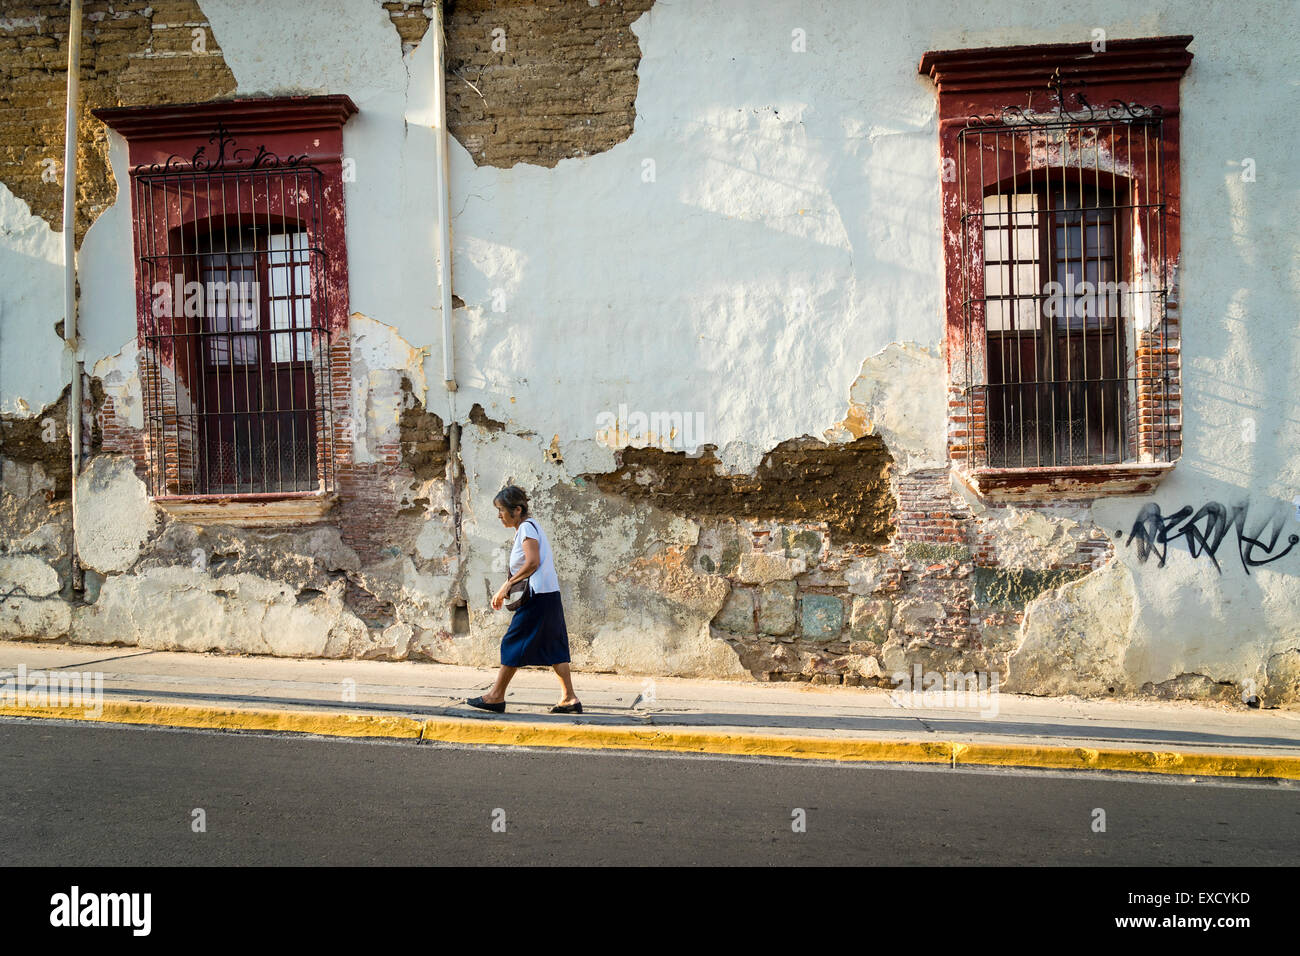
(2, 640, 1299, 780)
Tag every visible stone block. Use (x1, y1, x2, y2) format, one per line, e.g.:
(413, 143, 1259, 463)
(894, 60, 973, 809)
(757, 581, 796, 636)
(903, 542, 971, 565)
(971, 566, 1090, 611)
(738, 552, 805, 585)
(713, 588, 756, 633)
(800, 593, 844, 641)
(780, 527, 823, 557)
(849, 597, 893, 644)
(895, 599, 944, 631)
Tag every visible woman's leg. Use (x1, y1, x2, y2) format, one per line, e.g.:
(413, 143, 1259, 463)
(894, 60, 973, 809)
(551, 662, 579, 706)
(481, 665, 518, 704)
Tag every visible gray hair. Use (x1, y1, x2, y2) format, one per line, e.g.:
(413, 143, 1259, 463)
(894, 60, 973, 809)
(493, 484, 530, 519)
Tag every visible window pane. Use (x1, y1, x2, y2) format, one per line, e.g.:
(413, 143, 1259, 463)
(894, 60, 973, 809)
(232, 331, 259, 365)
(983, 192, 1041, 331)
(269, 264, 290, 297)
(272, 331, 293, 364)
(1014, 263, 1038, 299)
(234, 277, 257, 323)
(986, 298, 1011, 331)
(1014, 297, 1039, 330)
(985, 264, 1008, 298)
(985, 227, 1009, 262)
(209, 335, 230, 364)
(1011, 227, 1036, 260)
(203, 263, 257, 365)
(270, 299, 292, 330)
(268, 231, 290, 265)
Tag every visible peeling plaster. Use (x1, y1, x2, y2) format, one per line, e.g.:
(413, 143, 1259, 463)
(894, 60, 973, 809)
(1, 0, 1297, 702)
(414, 513, 456, 561)
(715, 441, 768, 476)
(0, 459, 66, 555)
(1264, 649, 1300, 707)
(74, 566, 368, 658)
(73, 456, 157, 575)
(135, 521, 361, 587)
(582, 436, 895, 544)
(451, 424, 749, 678)
(92, 340, 144, 430)
(590, 543, 747, 677)
(1005, 560, 1138, 696)
(350, 312, 430, 463)
(0, 182, 64, 417)
(0, 387, 73, 498)
(353, 554, 453, 631)
(0, 554, 59, 597)
(825, 342, 947, 472)
(441, 0, 654, 169)
(975, 504, 1096, 567)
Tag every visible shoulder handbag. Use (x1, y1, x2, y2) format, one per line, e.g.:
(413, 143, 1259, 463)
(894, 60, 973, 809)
(504, 519, 538, 611)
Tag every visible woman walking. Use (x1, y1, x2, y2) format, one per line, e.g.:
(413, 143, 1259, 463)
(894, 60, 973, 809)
(466, 485, 582, 714)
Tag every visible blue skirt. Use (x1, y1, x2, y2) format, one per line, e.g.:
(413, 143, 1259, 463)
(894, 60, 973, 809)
(500, 589, 571, 667)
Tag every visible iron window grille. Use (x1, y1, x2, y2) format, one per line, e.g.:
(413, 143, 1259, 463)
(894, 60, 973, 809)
(134, 163, 336, 496)
(957, 83, 1173, 469)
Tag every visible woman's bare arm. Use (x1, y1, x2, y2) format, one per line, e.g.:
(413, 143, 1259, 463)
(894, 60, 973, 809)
(505, 538, 541, 586)
(493, 537, 541, 609)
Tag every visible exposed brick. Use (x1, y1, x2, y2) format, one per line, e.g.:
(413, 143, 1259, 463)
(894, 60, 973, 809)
(0, 0, 236, 242)
(442, 0, 654, 168)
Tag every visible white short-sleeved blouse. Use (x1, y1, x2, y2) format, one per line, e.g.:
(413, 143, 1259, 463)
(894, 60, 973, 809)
(509, 517, 560, 594)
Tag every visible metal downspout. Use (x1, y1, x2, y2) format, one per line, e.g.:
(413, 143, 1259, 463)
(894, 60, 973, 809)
(63, 0, 84, 595)
(433, 3, 466, 610)
(433, 1, 457, 394)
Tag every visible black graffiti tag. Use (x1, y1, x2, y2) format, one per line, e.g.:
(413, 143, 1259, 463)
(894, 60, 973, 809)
(1126, 502, 1300, 574)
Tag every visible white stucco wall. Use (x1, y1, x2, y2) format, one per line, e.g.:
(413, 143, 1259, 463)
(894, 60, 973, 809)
(4, 0, 1299, 694)
(0, 184, 64, 416)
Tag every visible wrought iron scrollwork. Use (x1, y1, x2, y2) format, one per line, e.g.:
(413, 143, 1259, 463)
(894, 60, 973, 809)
(141, 122, 311, 174)
(965, 68, 1162, 128)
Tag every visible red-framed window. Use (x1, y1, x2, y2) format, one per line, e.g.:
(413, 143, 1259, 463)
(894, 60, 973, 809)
(973, 143, 1155, 469)
(920, 38, 1192, 498)
(94, 96, 357, 499)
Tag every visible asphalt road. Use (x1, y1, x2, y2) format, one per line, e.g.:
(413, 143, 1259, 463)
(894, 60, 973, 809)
(2, 719, 1297, 866)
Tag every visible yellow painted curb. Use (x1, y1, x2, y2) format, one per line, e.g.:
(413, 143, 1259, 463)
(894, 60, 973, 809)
(2, 701, 1297, 780)
(0, 701, 425, 739)
(952, 742, 1300, 780)
(415, 718, 956, 765)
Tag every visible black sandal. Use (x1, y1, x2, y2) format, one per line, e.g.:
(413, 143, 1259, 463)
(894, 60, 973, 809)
(550, 702, 582, 714)
(466, 696, 506, 713)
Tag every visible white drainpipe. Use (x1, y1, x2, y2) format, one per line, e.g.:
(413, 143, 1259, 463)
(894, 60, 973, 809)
(431, 5, 463, 603)
(433, 1, 457, 393)
(63, 0, 84, 591)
